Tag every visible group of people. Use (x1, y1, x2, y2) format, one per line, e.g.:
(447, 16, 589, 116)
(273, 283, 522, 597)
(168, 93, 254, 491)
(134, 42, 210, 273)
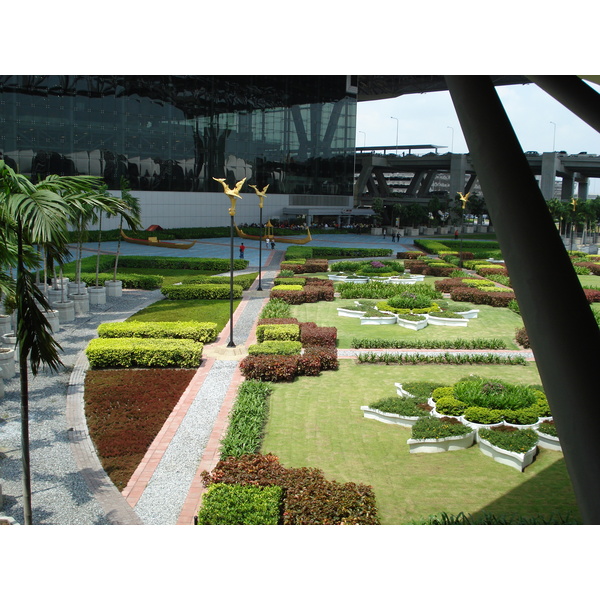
(239, 238, 275, 259)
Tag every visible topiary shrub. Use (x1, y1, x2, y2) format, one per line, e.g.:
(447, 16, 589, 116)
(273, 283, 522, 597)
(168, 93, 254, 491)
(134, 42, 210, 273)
(256, 323, 301, 343)
(478, 425, 538, 453)
(98, 321, 218, 343)
(463, 406, 504, 424)
(248, 341, 302, 356)
(435, 397, 468, 416)
(161, 283, 243, 300)
(239, 355, 299, 382)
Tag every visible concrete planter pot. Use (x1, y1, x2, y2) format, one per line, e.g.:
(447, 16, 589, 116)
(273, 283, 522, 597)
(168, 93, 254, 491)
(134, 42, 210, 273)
(47, 288, 65, 304)
(44, 309, 60, 333)
(54, 300, 75, 323)
(408, 430, 476, 454)
(72, 292, 89, 316)
(454, 309, 479, 319)
(427, 314, 469, 327)
(396, 228, 405, 236)
(361, 405, 422, 428)
(536, 430, 562, 452)
(409, 228, 420, 236)
(394, 383, 416, 398)
(105, 279, 123, 298)
(478, 436, 537, 471)
(52, 277, 69, 287)
(0, 347, 16, 378)
(337, 308, 366, 318)
(1, 333, 18, 360)
(464, 226, 475, 234)
(88, 286, 107, 305)
(387, 277, 418, 285)
(68, 281, 87, 297)
(0, 314, 12, 336)
(425, 227, 435, 236)
(397, 316, 428, 330)
(360, 315, 397, 325)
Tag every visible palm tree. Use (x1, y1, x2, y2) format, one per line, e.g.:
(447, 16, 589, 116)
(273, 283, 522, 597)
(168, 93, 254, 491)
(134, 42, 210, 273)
(112, 177, 141, 283)
(0, 159, 136, 524)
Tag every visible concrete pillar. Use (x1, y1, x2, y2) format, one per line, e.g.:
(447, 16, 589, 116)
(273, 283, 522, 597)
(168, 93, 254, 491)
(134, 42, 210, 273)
(540, 152, 559, 200)
(446, 75, 600, 524)
(576, 175, 589, 200)
(449, 153, 467, 196)
(561, 174, 574, 200)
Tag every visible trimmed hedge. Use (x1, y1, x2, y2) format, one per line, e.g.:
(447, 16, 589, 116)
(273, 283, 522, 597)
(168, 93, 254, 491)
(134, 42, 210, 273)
(85, 337, 203, 369)
(97, 321, 218, 343)
(197, 484, 283, 525)
(256, 323, 301, 343)
(161, 283, 243, 300)
(351, 338, 507, 350)
(180, 273, 257, 290)
(248, 341, 303, 356)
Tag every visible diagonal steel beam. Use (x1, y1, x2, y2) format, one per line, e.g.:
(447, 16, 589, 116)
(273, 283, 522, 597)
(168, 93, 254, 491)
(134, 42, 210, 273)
(446, 75, 600, 524)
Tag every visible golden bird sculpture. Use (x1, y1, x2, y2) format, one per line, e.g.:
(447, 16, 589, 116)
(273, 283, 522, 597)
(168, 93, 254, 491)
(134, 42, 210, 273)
(249, 184, 269, 209)
(571, 197, 578, 211)
(213, 177, 246, 216)
(458, 191, 471, 210)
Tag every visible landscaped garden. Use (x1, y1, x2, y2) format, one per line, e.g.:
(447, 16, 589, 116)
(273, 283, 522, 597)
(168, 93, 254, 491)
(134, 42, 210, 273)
(79, 237, 600, 525)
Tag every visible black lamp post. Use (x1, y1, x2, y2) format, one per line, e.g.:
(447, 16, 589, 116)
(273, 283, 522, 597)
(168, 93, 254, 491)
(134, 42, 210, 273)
(250, 184, 269, 292)
(213, 176, 246, 347)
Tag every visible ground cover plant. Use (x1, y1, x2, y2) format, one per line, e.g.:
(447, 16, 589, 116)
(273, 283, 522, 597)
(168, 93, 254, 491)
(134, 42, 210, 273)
(84, 368, 196, 490)
(259, 361, 581, 524)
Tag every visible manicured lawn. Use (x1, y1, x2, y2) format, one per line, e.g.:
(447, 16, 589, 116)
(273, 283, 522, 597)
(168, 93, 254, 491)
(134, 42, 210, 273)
(289, 295, 524, 349)
(260, 361, 581, 524)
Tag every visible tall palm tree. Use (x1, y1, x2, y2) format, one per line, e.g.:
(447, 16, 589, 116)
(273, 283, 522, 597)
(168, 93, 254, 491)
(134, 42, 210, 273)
(113, 177, 141, 281)
(0, 159, 137, 524)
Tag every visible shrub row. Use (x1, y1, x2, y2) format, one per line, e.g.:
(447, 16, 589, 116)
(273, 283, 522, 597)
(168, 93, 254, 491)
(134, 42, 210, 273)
(76, 272, 164, 290)
(356, 352, 527, 365)
(117, 255, 249, 272)
(161, 283, 243, 300)
(181, 273, 257, 290)
(248, 341, 303, 355)
(201, 453, 379, 525)
(351, 337, 507, 350)
(270, 285, 334, 304)
(413, 512, 579, 525)
(219, 380, 273, 460)
(256, 323, 300, 343)
(86, 337, 203, 369)
(337, 281, 442, 300)
(449, 286, 516, 307)
(97, 321, 218, 343)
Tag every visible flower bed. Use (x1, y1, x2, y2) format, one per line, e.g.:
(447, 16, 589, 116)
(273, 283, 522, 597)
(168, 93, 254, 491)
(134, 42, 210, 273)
(478, 426, 538, 471)
(407, 416, 475, 453)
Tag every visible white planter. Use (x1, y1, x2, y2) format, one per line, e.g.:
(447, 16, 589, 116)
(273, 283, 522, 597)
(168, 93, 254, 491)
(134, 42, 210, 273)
(439, 226, 450, 235)
(0, 347, 16, 378)
(425, 228, 435, 236)
(360, 315, 397, 325)
(44, 310, 60, 333)
(536, 430, 562, 452)
(54, 300, 75, 323)
(105, 279, 123, 298)
(395, 383, 415, 398)
(478, 437, 537, 471)
(454, 309, 479, 319)
(502, 420, 540, 430)
(88, 286, 106, 305)
(47, 288, 65, 304)
(397, 228, 405, 236)
(68, 281, 87, 296)
(409, 228, 420, 236)
(477, 225, 488, 233)
(0, 315, 11, 336)
(408, 430, 476, 454)
(72, 293, 89, 316)
(52, 277, 69, 287)
(345, 278, 370, 284)
(328, 274, 349, 281)
(337, 308, 366, 318)
(427, 314, 469, 327)
(1, 333, 18, 360)
(461, 418, 504, 436)
(397, 316, 428, 330)
(361, 406, 422, 428)
(465, 226, 475, 234)
(388, 277, 418, 285)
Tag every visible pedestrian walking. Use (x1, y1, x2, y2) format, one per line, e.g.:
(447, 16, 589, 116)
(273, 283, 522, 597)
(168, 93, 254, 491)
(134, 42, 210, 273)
(265, 237, 270, 249)
(271, 240, 276, 250)
(239, 243, 245, 259)
(454, 229, 459, 240)
(391, 232, 396, 243)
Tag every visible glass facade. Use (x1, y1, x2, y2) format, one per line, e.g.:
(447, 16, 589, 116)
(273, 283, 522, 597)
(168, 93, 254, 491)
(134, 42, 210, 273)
(0, 75, 356, 195)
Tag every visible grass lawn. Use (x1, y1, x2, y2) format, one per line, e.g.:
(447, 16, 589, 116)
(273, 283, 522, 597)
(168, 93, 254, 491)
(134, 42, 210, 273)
(126, 298, 241, 335)
(260, 361, 581, 524)
(289, 295, 524, 349)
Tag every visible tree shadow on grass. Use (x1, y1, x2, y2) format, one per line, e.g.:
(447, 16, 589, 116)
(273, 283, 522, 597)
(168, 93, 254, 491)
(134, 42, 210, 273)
(471, 456, 583, 524)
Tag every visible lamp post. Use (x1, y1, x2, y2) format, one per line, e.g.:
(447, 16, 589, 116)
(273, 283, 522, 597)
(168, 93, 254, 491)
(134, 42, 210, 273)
(550, 121, 556, 151)
(457, 192, 470, 268)
(391, 116, 399, 154)
(213, 176, 246, 347)
(359, 130, 366, 148)
(447, 125, 454, 152)
(250, 184, 269, 292)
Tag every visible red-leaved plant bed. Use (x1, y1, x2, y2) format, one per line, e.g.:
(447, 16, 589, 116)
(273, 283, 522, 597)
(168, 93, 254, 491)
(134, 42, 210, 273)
(84, 368, 196, 490)
(201, 453, 379, 525)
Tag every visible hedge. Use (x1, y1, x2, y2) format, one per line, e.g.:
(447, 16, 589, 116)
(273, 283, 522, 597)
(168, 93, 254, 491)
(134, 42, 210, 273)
(180, 273, 257, 290)
(161, 283, 243, 300)
(197, 484, 283, 525)
(248, 341, 303, 356)
(75, 272, 164, 290)
(256, 324, 301, 343)
(85, 338, 203, 369)
(97, 321, 218, 343)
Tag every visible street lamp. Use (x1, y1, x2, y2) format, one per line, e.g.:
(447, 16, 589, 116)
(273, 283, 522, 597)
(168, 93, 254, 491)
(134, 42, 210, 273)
(447, 126, 454, 152)
(391, 116, 399, 154)
(550, 121, 556, 151)
(359, 130, 366, 148)
(250, 184, 269, 292)
(213, 176, 246, 347)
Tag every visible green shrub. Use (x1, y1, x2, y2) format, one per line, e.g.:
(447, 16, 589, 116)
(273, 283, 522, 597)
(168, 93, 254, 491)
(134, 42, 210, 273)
(260, 298, 292, 319)
(503, 407, 540, 425)
(181, 273, 256, 290)
(403, 381, 445, 400)
(76, 272, 164, 290)
(255, 323, 301, 343)
(463, 406, 504, 424)
(387, 292, 434, 310)
(369, 397, 429, 417)
(272, 284, 304, 291)
(411, 416, 473, 440)
(278, 269, 296, 277)
(479, 426, 538, 453)
(197, 484, 282, 525)
(435, 397, 467, 416)
(85, 337, 203, 369)
(161, 283, 243, 300)
(538, 420, 558, 437)
(274, 277, 306, 286)
(453, 377, 537, 410)
(351, 338, 507, 350)
(219, 380, 273, 459)
(413, 511, 578, 525)
(248, 341, 303, 356)
(432, 386, 455, 399)
(97, 321, 218, 343)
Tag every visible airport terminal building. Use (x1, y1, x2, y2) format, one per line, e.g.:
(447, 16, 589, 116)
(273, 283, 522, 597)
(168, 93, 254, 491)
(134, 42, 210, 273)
(0, 75, 361, 229)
